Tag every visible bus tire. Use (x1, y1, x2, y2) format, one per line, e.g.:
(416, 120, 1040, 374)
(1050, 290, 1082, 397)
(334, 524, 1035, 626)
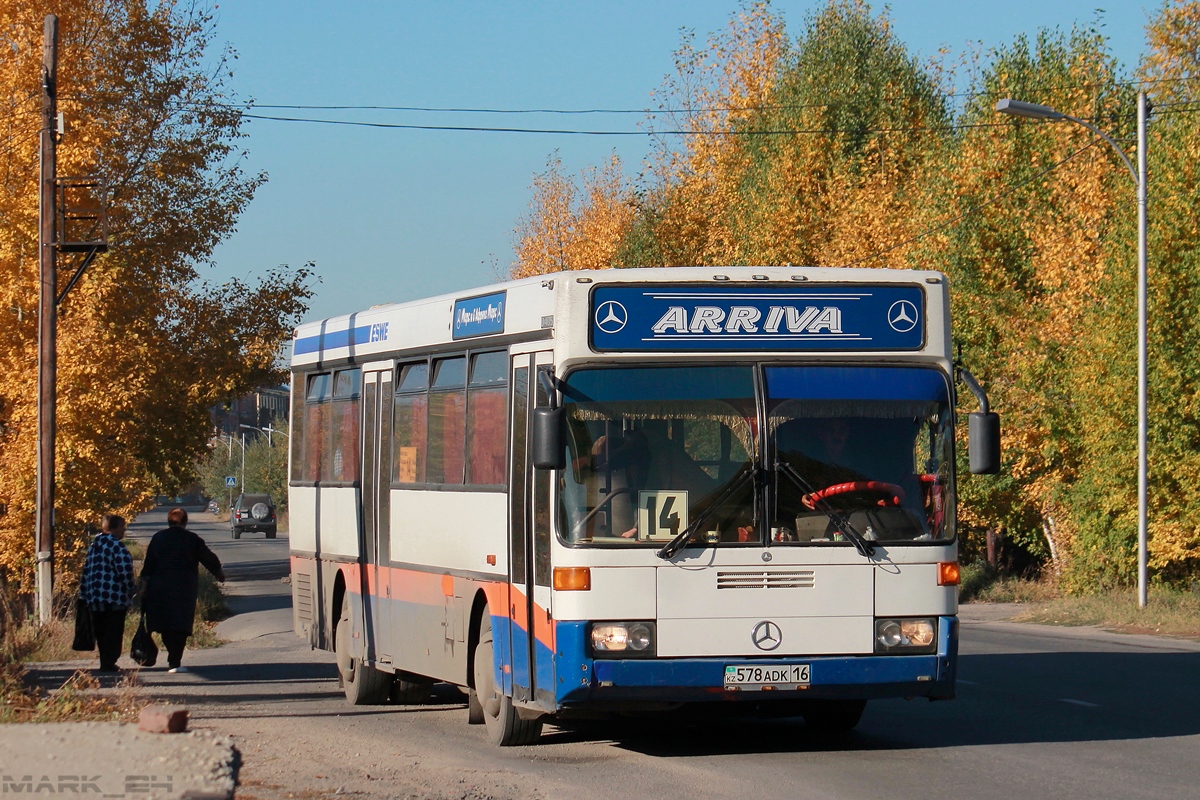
(391, 673, 433, 705)
(802, 699, 867, 732)
(466, 688, 484, 724)
(473, 611, 543, 746)
(335, 594, 390, 705)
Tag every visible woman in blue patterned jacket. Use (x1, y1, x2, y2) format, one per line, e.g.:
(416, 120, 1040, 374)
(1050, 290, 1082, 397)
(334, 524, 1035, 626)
(79, 514, 135, 672)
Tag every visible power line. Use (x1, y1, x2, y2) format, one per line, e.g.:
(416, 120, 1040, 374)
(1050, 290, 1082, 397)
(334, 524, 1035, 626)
(241, 110, 1024, 136)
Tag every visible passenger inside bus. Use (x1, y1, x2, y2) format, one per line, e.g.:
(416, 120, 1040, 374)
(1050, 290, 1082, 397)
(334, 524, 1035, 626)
(567, 422, 721, 541)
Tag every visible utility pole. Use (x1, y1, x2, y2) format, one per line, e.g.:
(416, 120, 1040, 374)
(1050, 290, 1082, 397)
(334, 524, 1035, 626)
(35, 15, 58, 623)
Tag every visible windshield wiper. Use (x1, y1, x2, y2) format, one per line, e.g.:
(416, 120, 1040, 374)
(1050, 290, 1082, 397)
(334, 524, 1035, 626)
(775, 460, 876, 558)
(657, 465, 759, 560)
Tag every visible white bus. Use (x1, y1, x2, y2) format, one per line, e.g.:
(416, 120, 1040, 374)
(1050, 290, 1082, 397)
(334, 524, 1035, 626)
(288, 266, 1000, 745)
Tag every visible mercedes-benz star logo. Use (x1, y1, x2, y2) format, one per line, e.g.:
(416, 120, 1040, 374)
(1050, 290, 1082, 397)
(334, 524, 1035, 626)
(887, 299, 919, 333)
(595, 300, 628, 334)
(751, 620, 783, 651)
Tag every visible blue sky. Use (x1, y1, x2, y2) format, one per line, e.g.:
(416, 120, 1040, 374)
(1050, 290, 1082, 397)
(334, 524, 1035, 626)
(206, 1, 1156, 324)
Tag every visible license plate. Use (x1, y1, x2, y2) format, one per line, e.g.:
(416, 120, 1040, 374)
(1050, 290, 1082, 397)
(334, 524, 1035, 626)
(724, 663, 810, 690)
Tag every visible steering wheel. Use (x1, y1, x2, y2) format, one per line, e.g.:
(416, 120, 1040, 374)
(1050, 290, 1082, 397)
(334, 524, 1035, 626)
(803, 481, 904, 509)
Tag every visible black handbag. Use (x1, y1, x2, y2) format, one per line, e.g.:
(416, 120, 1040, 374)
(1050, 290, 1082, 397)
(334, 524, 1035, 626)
(130, 611, 158, 667)
(71, 597, 94, 651)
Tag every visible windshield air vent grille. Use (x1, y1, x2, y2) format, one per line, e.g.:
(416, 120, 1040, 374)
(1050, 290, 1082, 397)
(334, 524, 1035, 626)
(716, 569, 815, 589)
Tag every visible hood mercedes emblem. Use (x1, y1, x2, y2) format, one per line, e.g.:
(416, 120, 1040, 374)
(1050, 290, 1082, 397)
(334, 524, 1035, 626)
(751, 620, 782, 651)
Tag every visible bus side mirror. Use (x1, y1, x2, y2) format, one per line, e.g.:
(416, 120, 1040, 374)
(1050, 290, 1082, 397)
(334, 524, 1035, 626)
(969, 411, 1001, 475)
(958, 366, 1001, 475)
(532, 407, 565, 470)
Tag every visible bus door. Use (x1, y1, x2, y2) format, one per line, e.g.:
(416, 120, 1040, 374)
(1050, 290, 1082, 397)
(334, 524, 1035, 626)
(508, 351, 555, 709)
(361, 368, 394, 663)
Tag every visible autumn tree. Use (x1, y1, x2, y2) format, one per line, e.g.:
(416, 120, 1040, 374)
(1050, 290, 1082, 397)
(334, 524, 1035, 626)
(618, 0, 788, 268)
(510, 152, 635, 278)
(0, 0, 313, 597)
(509, 0, 1200, 589)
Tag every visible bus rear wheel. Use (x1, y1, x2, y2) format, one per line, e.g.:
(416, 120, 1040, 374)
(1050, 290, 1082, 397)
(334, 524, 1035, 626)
(335, 594, 390, 705)
(802, 699, 867, 732)
(472, 610, 542, 746)
(391, 672, 433, 704)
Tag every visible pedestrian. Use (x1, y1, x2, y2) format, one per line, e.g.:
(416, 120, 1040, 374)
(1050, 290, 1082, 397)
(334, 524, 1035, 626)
(140, 507, 225, 672)
(79, 514, 136, 672)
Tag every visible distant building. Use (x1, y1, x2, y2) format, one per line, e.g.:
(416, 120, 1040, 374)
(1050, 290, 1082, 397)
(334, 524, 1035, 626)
(211, 385, 289, 437)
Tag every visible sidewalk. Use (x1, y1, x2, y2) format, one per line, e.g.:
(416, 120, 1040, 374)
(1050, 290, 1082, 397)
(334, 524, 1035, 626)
(2, 508, 300, 800)
(0, 721, 237, 799)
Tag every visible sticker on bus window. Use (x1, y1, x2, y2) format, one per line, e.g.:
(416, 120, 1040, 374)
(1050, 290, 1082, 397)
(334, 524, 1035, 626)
(397, 447, 418, 483)
(637, 490, 688, 541)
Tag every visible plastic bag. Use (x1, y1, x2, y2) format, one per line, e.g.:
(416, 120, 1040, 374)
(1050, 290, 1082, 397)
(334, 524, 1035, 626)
(129, 611, 158, 667)
(71, 597, 94, 651)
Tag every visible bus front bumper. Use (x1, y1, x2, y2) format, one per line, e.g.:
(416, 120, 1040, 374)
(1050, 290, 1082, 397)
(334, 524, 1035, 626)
(553, 616, 958, 709)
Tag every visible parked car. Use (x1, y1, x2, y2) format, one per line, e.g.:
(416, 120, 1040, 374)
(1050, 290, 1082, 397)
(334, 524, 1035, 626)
(230, 493, 277, 539)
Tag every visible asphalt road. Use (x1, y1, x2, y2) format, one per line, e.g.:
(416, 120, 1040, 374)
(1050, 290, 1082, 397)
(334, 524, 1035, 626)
(125, 509, 1200, 800)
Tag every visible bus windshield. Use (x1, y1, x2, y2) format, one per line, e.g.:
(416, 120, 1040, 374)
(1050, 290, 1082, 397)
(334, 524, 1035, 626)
(766, 365, 954, 544)
(559, 366, 757, 545)
(557, 364, 954, 547)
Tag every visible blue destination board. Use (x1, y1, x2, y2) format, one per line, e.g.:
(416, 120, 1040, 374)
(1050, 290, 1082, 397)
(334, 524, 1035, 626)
(453, 290, 507, 339)
(590, 284, 925, 352)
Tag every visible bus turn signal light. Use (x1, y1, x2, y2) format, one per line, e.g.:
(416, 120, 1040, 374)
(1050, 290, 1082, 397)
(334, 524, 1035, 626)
(553, 567, 591, 591)
(938, 562, 961, 586)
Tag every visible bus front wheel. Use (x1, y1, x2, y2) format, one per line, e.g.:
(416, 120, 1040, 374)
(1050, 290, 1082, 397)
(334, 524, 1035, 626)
(472, 610, 542, 746)
(335, 594, 390, 705)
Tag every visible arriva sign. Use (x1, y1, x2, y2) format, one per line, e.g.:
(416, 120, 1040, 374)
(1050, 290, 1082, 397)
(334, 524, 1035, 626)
(590, 284, 925, 352)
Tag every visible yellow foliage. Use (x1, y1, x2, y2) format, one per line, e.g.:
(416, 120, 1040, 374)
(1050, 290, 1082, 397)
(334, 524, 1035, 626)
(511, 153, 635, 277)
(507, 0, 1200, 584)
(642, 1, 788, 266)
(0, 1, 313, 597)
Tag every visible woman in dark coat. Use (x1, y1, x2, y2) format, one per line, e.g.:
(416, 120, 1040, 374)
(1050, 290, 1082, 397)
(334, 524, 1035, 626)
(140, 507, 225, 672)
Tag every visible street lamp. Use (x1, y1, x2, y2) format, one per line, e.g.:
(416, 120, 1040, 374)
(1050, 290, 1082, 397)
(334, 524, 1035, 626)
(239, 422, 289, 447)
(996, 94, 1150, 608)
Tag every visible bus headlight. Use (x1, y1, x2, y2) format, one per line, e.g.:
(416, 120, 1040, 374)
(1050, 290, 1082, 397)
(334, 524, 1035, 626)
(591, 621, 656, 658)
(874, 618, 937, 654)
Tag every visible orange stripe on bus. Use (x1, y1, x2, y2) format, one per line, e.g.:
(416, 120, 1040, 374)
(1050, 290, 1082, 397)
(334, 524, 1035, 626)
(293, 559, 555, 650)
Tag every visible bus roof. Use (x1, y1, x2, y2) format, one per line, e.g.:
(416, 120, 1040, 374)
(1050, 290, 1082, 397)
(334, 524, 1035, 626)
(290, 266, 950, 368)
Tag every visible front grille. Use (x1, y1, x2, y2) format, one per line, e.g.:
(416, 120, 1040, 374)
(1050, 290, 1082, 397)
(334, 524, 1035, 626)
(716, 569, 815, 589)
(295, 571, 313, 622)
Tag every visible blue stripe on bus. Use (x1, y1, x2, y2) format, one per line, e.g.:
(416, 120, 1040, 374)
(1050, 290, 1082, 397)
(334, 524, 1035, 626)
(500, 609, 557, 702)
(293, 325, 373, 356)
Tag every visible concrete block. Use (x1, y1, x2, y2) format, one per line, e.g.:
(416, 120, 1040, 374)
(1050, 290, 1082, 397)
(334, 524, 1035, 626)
(138, 704, 189, 734)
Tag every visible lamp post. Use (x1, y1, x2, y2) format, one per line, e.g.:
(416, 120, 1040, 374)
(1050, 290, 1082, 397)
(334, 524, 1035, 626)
(996, 94, 1149, 608)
